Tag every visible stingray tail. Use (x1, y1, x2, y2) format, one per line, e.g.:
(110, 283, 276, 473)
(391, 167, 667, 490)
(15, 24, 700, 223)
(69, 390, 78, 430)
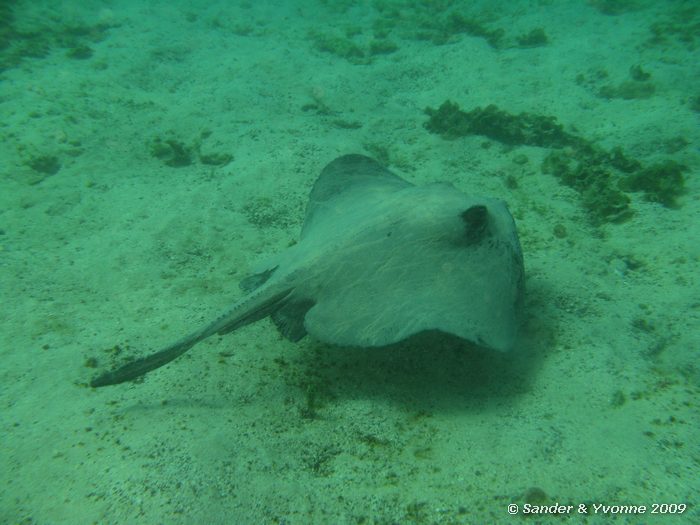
(90, 287, 293, 387)
(89, 331, 206, 387)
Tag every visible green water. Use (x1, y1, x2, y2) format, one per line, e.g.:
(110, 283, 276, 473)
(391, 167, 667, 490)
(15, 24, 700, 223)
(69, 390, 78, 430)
(1, 1, 697, 523)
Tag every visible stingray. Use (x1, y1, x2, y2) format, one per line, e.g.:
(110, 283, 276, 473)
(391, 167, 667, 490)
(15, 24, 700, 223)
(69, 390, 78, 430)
(90, 154, 524, 387)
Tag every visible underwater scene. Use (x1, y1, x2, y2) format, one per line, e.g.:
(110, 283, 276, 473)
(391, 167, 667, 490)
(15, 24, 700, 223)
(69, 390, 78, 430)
(1, 0, 698, 523)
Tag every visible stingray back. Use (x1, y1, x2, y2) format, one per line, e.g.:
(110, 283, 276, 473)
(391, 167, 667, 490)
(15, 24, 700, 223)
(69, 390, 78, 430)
(300, 174, 524, 351)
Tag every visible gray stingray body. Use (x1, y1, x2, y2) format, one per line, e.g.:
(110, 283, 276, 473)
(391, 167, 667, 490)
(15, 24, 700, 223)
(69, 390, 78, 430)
(91, 154, 524, 387)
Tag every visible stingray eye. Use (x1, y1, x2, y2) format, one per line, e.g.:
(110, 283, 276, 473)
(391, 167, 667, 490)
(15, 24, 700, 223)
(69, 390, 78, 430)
(461, 205, 488, 244)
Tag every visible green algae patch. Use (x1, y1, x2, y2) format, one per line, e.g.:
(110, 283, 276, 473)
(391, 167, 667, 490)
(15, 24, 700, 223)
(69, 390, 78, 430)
(647, 5, 700, 50)
(0, 3, 113, 74)
(597, 80, 655, 100)
(21, 153, 61, 185)
(369, 39, 398, 55)
(541, 148, 687, 223)
(309, 31, 370, 64)
(66, 44, 93, 59)
(199, 152, 232, 166)
(621, 160, 688, 207)
(26, 153, 61, 176)
(540, 148, 686, 216)
(689, 95, 700, 113)
(516, 28, 548, 48)
(150, 138, 193, 167)
(308, 27, 399, 64)
(150, 132, 233, 168)
(441, 12, 505, 48)
(308, 3, 516, 59)
(577, 65, 656, 101)
(402, 11, 504, 48)
(590, 0, 647, 16)
(354, 3, 509, 49)
(424, 100, 688, 224)
(311, 32, 364, 60)
(542, 150, 633, 225)
(424, 101, 578, 148)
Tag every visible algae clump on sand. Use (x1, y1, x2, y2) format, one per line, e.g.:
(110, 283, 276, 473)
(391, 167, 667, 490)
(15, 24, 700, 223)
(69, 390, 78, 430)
(424, 100, 688, 224)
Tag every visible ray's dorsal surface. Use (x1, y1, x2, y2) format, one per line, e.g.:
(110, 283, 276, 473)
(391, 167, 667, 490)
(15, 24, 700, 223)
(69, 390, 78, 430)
(90, 154, 524, 387)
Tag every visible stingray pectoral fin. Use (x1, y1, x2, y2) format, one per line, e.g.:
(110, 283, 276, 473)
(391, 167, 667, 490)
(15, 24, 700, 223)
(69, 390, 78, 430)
(90, 288, 293, 387)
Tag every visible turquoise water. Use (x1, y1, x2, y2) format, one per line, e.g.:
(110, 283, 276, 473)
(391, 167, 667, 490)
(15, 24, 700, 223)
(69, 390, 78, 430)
(1, 1, 698, 523)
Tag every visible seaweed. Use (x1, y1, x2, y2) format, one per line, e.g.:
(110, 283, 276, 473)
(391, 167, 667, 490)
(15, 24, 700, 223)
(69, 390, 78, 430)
(309, 30, 368, 64)
(589, 0, 647, 16)
(331, 119, 363, 129)
(150, 138, 192, 167)
(0, 3, 113, 74)
(577, 65, 655, 100)
(516, 28, 548, 48)
(523, 487, 549, 506)
(66, 44, 93, 59)
(150, 135, 234, 168)
(597, 80, 655, 100)
(647, 6, 700, 50)
(22, 152, 62, 186)
(629, 64, 651, 81)
(26, 154, 61, 175)
(443, 12, 504, 48)
(541, 147, 686, 221)
(368, 2, 507, 49)
(199, 152, 232, 166)
(424, 100, 688, 224)
(621, 160, 687, 207)
(408, 12, 504, 47)
(581, 177, 633, 224)
(663, 136, 689, 154)
(690, 94, 700, 113)
(424, 101, 578, 148)
(542, 150, 632, 224)
(308, 28, 399, 64)
(369, 39, 398, 55)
